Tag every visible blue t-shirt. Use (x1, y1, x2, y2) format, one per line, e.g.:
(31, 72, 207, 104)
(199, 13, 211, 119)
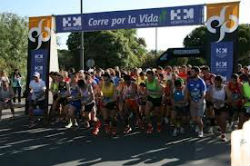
(94, 77, 100, 84)
(173, 88, 185, 102)
(112, 76, 120, 87)
(187, 78, 207, 102)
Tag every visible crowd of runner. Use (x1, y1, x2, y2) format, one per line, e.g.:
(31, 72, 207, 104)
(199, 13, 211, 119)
(1, 65, 250, 142)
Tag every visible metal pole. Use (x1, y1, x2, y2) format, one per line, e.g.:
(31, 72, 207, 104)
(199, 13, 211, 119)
(80, 0, 84, 70)
(155, 27, 158, 57)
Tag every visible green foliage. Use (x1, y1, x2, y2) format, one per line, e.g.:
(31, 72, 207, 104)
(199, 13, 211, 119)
(238, 24, 250, 66)
(183, 26, 207, 48)
(0, 13, 28, 77)
(182, 26, 207, 65)
(141, 50, 164, 68)
(58, 49, 76, 70)
(66, 29, 147, 69)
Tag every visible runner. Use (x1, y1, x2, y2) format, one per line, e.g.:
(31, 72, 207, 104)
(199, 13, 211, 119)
(240, 74, 250, 129)
(201, 66, 216, 133)
(122, 75, 138, 134)
(136, 72, 146, 85)
(228, 74, 243, 130)
(137, 82, 147, 129)
(145, 70, 163, 134)
(11, 69, 22, 104)
(99, 72, 117, 136)
(0, 80, 15, 120)
(209, 75, 229, 141)
(178, 65, 188, 81)
(0, 70, 10, 88)
(187, 66, 207, 138)
(51, 74, 70, 123)
(28, 72, 46, 128)
(78, 79, 101, 135)
(171, 79, 189, 136)
(49, 72, 60, 122)
(239, 66, 249, 82)
(65, 74, 81, 128)
(162, 79, 173, 125)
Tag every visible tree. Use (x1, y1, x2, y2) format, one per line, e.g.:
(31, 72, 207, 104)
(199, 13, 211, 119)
(66, 29, 147, 69)
(183, 26, 207, 66)
(141, 50, 164, 68)
(238, 24, 250, 65)
(58, 49, 76, 70)
(0, 13, 28, 76)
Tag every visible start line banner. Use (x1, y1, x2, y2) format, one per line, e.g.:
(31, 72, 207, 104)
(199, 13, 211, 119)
(56, 5, 204, 32)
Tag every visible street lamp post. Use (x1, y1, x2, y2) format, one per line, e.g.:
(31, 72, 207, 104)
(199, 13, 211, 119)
(155, 27, 158, 57)
(80, 0, 84, 70)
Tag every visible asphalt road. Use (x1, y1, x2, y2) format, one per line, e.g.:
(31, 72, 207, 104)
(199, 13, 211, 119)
(0, 114, 231, 166)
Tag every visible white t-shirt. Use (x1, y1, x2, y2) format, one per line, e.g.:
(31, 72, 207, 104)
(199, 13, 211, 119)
(0, 76, 10, 87)
(29, 80, 46, 101)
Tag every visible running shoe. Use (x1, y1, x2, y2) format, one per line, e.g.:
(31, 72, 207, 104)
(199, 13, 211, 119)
(198, 131, 204, 138)
(220, 134, 228, 142)
(84, 121, 90, 128)
(29, 122, 36, 128)
(92, 127, 99, 136)
(172, 128, 178, 137)
(111, 127, 117, 136)
(208, 127, 214, 134)
(74, 121, 79, 127)
(164, 117, 169, 124)
(92, 120, 101, 136)
(65, 122, 73, 128)
(195, 126, 199, 133)
(157, 124, 162, 133)
(124, 126, 132, 134)
(104, 124, 111, 134)
(180, 127, 185, 134)
(138, 119, 144, 130)
(95, 120, 102, 128)
(146, 124, 153, 134)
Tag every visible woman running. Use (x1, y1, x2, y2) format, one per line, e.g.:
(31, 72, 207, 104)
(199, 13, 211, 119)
(122, 75, 139, 134)
(171, 79, 189, 136)
(99, 73, 117, 136)
(137, 82, 147, 129)
(78, 79, 101, 135)
(65, 74, 81, 128)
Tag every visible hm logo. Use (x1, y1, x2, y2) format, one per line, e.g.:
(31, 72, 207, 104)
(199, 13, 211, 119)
(170, 8, 194, 21)
(63, 16, 82, 27)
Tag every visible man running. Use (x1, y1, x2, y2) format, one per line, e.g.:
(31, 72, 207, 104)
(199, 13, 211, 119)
(209, 75, 229, 141)
(187, 66, 207, 138)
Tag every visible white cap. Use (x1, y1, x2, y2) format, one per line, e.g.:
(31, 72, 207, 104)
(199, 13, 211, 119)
(88, 68, 94, 73)
(33, 72, 40, 78)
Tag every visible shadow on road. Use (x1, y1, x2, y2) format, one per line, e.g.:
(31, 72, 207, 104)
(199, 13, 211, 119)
(0, 117, 230, 166)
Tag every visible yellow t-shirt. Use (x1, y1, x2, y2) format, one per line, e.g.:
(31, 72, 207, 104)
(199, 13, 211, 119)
(136, 76, 147, 85)
(101, 82, 115, 98)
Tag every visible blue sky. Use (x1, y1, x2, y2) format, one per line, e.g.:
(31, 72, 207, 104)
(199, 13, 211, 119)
(1, 0, 249, 50)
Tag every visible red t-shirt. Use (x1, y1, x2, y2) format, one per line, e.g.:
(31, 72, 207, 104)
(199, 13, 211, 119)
(64, 77, 71, 84)
(203, 73, 215, 87)
(178, 72, 187, 80)
(228, 82, 242, 107)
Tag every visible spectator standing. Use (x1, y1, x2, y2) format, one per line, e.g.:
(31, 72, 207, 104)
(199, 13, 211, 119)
(11, 69, 22, 104)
